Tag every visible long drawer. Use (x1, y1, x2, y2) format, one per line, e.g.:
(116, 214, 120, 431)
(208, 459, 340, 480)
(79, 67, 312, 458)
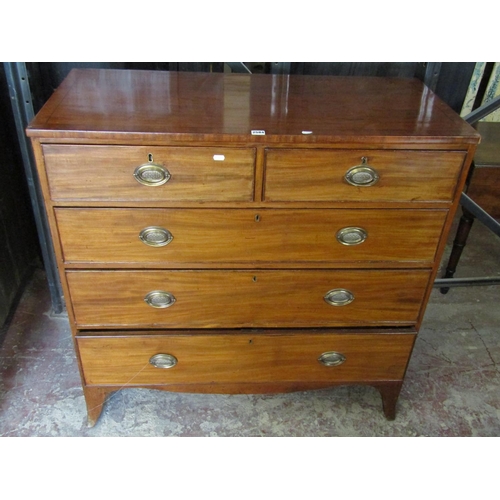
(264, 149, 466, 202)
(77, 332, 416, 386)
(66, 270, 430, 328)
(55, 208, 446, 266)
(42, 145, 255, 202)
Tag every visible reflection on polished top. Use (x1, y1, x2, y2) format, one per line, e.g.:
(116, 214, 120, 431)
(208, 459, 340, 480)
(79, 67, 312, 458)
(27, 69, 480, 144)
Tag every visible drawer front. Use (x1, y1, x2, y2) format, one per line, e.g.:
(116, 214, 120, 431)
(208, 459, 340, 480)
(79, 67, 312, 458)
(264, 149, 466, 202)
(67, 270, 430, 328)
(77, 333, 416, 386)
(56, 208, 446, 265)
(42, 145, 255, 202)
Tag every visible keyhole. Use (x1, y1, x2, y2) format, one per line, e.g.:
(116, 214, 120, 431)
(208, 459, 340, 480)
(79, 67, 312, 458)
(255, 214, 260, 222)
(252, 276, 257, 282)
(148, 153, 153, 162)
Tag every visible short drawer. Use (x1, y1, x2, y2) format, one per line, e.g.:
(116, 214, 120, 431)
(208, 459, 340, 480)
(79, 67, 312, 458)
(56, 208, 447, 266)
(264, 149, 466, 202)
(77, 332, 416, 386)
(42, 145, 255, 202)
(66, 269, 430, 328)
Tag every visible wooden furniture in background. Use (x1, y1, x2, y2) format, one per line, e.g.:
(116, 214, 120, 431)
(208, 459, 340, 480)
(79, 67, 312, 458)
(441, 121, 500, 285)
(26, 70, 479, 425)
(461, 122, 500, 218)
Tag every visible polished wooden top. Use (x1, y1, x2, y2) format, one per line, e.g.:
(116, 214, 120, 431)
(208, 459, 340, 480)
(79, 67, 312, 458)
(27, 69, 480, 145)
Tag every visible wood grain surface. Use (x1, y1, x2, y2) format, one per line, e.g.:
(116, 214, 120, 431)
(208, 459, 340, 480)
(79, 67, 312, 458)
(66, 269, 430, 328)
(77, 332, 416, 386)
(55, 207, 447, 266)
(27, 69, 479, 145)
(43, 145, 255, 201)
(264, 149, 466, 202)
(26, 69, 480, 422)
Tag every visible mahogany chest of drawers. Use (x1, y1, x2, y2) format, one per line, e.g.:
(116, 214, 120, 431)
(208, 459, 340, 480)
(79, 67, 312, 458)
(27, 69, 479, 426)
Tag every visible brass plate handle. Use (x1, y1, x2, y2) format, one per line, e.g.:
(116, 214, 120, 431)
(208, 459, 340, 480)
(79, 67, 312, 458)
(336, 227, 368, 246)
(149, 353, 178, 369)
(344, 157, 379, 186)
(139, 227, 173, 247)
(318, 351, 346, 367)
(324, 288, 354, 306)
(134, 163, 171, 186)
(144, 290, 176, 308)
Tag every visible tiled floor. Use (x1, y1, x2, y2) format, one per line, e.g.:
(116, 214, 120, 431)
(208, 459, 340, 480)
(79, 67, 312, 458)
(1, 217, 499, 436)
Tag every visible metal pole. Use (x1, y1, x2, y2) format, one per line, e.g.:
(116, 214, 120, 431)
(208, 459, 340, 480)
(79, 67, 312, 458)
(464, 94, 500, 125)
(271, 62, 291, 75)
(460, 193, 500, 237)
(4, 62, 64, 314)
(434, 277, 500, 288)
(423, 62, 442, 91)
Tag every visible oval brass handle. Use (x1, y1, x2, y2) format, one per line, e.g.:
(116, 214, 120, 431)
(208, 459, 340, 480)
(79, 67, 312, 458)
(336, 227, 368, 246)
(318, 351, 346, 367)
(139, 227, 174, 247)
(149, 353, 178, 369)
(344, 158, 379, 186)
(144, 290, 176, 308)
(134, 163, 171, 186)
(324, 288, 354, 306)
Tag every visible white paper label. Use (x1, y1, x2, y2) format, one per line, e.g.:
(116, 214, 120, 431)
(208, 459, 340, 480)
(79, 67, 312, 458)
(251, 130, 266, 135)
(213, 155, 225, 161)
